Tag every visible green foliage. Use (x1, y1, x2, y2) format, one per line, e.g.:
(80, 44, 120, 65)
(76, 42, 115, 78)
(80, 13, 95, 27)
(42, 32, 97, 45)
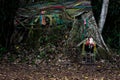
(0, 47, 7, 60)
(27, 26, 42, 48)
(26, 24, 67, 48)
(38, 25, 67, 46)
(7, 54, 16, 62)
(0, 47, 6, 53)
(37, 51, 46, 59)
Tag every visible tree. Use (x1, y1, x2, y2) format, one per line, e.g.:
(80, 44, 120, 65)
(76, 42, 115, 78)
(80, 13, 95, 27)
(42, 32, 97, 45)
(66, 0, 111, 61)
(0, 0, 19, 49)
(97, 0, 110, 54)
(99, 0, 109, 33)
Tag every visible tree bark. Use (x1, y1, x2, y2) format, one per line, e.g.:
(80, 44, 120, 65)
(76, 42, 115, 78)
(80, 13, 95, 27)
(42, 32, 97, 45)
(0, 0, 19, 48)
(99, 0, 109, 33)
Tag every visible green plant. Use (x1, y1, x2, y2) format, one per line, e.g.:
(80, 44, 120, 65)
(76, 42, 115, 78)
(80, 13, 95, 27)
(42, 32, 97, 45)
(37, 51, 46, 59)
(0, 47, 6, 60)
(8, 54, 16, 62)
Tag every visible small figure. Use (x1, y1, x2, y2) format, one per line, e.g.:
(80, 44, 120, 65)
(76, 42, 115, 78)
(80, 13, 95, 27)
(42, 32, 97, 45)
(40, 11, 46, 27)
(85, 37, 95, 53)
(84, 37, 95, 63)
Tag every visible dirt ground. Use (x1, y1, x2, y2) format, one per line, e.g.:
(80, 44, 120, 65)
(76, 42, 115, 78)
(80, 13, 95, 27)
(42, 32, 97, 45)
(0, 62, 119, 80)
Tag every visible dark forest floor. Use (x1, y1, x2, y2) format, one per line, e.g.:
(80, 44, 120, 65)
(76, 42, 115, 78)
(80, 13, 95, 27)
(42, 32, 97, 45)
(0, 61, 120, 80)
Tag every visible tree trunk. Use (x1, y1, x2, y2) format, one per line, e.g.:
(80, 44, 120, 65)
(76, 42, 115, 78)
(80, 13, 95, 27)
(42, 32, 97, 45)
(66, 0, 111, 61)
(99, 0, 109, 33)
(0, 0, 19, 48)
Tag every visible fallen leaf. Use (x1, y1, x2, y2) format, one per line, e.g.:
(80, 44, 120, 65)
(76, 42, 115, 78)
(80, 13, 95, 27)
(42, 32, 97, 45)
(65, 35, 68, 39)
(97, 66, 101, 68)
(84, 76, 88, 79)
(64, 76, 69, 80)
(101, 77, 104, 80)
